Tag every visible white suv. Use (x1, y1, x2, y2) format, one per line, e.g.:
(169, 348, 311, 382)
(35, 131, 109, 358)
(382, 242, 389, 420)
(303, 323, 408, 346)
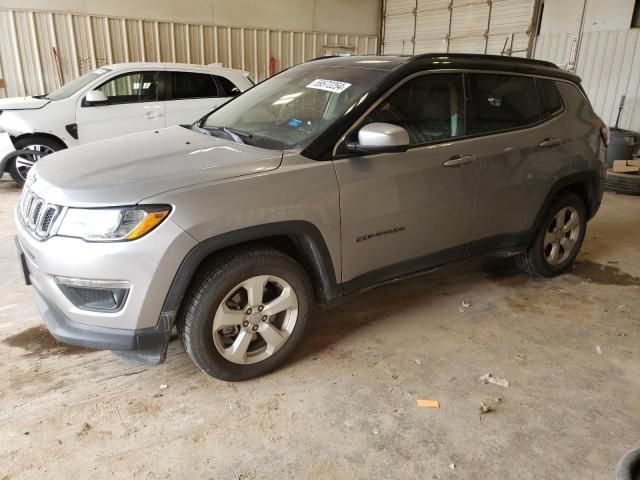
(0, 63, 253, 185)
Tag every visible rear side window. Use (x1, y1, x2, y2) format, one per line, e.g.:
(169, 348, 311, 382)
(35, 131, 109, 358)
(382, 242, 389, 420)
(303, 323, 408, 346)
(171, 72, 218, 99)
(216, 75, 242, 97)
(537, 79, 564, 118)
(466, 74, 541, 135)
(362, 73, 465, 145)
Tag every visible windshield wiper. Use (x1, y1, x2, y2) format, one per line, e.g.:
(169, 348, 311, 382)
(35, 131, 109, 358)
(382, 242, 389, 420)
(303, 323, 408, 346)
(204, 125, 253, 144)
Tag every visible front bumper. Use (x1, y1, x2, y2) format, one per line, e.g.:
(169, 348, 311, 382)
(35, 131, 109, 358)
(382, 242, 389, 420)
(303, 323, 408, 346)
(15, 208, 197, 360)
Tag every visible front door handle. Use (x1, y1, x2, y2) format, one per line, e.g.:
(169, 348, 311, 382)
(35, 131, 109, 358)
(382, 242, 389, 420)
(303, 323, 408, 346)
(539, 137, 562, 148)
(443, 154, 475, 167)
(145, 112, 163, 119)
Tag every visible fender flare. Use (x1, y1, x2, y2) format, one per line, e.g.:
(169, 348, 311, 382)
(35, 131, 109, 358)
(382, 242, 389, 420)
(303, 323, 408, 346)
(531, 170, 602, 233)
(157, 221, 341, 333)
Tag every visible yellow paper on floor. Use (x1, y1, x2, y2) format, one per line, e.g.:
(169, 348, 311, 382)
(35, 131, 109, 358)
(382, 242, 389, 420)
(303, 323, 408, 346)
(417, 399, 440, 408)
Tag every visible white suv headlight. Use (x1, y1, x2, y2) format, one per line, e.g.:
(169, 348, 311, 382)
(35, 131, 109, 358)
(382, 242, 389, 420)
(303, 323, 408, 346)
(57, 205, 171, 241)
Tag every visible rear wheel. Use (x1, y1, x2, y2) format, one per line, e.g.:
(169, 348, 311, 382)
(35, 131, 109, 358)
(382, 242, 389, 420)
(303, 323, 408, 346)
(515, 192, 587, 277)
(180, 247, 313, 381)
(9, 136, 65, 186)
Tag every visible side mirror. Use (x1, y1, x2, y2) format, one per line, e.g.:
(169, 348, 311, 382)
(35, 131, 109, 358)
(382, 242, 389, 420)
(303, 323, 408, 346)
(346, 122, 410, 154)
(84, 90, 108, 106)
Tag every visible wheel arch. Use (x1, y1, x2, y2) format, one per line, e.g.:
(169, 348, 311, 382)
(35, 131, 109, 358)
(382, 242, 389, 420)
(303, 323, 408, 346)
(532, 171, 602, 234)
(12, 132, 68, 149)
(159, 221, 341, 333)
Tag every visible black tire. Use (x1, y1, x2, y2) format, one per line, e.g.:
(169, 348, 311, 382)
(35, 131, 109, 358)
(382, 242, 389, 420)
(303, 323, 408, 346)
(604, 170, 640, 196)
(515, 192, 587, 277)
(9, 135, 65, 186)
(180, 247, 314, 381)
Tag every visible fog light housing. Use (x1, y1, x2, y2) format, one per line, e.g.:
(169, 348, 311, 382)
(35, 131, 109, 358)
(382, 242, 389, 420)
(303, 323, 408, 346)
(55, 276, 130, 312)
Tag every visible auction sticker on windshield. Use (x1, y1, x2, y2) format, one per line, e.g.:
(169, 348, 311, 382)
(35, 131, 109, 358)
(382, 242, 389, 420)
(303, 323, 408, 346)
(306, 79, 351, 93)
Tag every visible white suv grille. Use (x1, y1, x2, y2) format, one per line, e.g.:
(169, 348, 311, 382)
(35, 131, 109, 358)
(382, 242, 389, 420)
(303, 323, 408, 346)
(19, 186, 61, 240)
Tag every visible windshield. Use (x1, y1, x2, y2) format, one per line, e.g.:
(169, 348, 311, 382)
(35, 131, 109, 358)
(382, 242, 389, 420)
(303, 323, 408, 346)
(200, 64, 388, 150)
(47, 68, 111, 101)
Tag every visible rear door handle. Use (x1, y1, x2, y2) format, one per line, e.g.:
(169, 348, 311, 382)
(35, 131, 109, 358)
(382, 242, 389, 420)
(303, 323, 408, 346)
(539, 137, 562, 148)
(145, 112, 162, 119)
(443, 154, 475, 167)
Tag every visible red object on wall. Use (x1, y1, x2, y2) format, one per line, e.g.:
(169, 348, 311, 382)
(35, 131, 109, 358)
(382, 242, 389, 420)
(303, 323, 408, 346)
(268, 55, 276, 77)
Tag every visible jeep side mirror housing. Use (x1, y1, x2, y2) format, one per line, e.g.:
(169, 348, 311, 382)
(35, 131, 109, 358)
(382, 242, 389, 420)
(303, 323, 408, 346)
(346, 122, 410, 154)
(84, 90, 109, 106)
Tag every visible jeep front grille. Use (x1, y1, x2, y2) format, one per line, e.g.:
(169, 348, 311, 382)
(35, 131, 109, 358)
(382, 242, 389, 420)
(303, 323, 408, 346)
(19, 186, 61, 240)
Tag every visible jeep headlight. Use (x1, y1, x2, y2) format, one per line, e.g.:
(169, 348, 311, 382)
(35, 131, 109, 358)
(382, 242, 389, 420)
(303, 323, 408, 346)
(57, 205, 171, 241)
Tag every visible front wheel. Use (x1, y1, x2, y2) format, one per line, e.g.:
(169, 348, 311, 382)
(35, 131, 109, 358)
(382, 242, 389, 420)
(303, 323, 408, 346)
(180, 247, 313, 381)
(9, 136, 65, 186)
(515, 192, 587, 277)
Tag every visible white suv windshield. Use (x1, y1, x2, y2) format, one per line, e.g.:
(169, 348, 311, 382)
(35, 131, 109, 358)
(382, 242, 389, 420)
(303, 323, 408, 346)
(47, 68, 111, 101)
(200, 65, 388, 150)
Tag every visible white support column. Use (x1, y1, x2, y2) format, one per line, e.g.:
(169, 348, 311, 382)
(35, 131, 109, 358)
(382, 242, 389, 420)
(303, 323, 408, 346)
(10, 11, 25, 96)
(69, 14, 80, 77)
(240, 27, 246, 71)
(154, 21, 161, 61)
(139, 19, 145, 62)
(86, 16, 96, 68)
(105, 17, 113, 64)
(199, 24, 205, 64)
(170, 23, 176, 62)
(185, 24, 191, 63)
(122, 18, 130, 62)
(29, 11, 45, 93)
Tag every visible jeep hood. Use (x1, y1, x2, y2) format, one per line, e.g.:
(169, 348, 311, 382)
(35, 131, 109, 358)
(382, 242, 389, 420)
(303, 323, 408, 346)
(0, 96, 50, 110)
(31, 126, 283, 206)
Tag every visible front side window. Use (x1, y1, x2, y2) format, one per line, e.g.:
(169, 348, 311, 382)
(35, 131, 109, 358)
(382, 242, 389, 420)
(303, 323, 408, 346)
(47, 68, 111, 101)
(98, 71, 159, 104)
(200, 65, 388, 150)
(172, 72, 218, 99)
(466, 74, 541, 135)
(359, 73, 465, 145)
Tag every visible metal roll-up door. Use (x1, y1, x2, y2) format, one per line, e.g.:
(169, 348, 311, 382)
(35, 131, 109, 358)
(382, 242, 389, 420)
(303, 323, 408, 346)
(382, 0, 538, 57)
(382, 0, 417, 54)
(415, 0, 450, 53)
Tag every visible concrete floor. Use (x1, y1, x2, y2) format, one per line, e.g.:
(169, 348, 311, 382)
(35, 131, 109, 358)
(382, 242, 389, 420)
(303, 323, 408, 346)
(1, 176, 639, 480)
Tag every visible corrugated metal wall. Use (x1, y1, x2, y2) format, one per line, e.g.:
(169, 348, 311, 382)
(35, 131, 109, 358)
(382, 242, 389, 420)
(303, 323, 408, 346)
(535, 29, 640, 131)
(0, 8, 379, 98)
(382, 0, 536, 57)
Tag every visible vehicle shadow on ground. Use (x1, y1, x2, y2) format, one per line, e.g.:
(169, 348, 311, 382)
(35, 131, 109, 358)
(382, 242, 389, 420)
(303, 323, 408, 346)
(288, 256, 527, 366)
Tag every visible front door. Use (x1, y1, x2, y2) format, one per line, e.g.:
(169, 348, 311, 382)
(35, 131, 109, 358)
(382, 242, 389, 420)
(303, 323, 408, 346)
(333, 73, 479, 290)
(76, 70, 165, 144)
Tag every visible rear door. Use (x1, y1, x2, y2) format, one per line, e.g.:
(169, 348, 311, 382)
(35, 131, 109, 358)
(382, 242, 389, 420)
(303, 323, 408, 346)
(333, 72, 480, 289)
(466, 74, 571, 253)
(164, 71, 235, 125)
(76, 70, 165, 144)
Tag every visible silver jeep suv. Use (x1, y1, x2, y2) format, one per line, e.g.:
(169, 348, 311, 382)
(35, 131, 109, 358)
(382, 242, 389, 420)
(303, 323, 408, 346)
(15, 54, 607, 380)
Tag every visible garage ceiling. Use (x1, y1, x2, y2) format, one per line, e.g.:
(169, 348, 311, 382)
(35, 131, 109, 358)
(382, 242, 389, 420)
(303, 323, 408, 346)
(382, 0, 539, 58)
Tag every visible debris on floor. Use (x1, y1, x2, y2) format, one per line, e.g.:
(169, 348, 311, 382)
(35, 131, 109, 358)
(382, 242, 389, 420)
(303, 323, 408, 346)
(416, 399, 440, 408)
(159, 384, 168, 390)
(449, 463, 456, 470)
(596, 345, 602, 354)
(458, 301, 471, 313)
(483, 330, 493, 337)
(479, 373, 510, 388)
(372, 426, 381, 435)
(479, 402, 493, 414)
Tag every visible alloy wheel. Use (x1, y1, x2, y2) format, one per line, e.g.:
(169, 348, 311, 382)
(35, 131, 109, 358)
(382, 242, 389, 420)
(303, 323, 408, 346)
(212, 275, 299, 365)
(543, 206, 581, 265)
(14, 144, 56, 182)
